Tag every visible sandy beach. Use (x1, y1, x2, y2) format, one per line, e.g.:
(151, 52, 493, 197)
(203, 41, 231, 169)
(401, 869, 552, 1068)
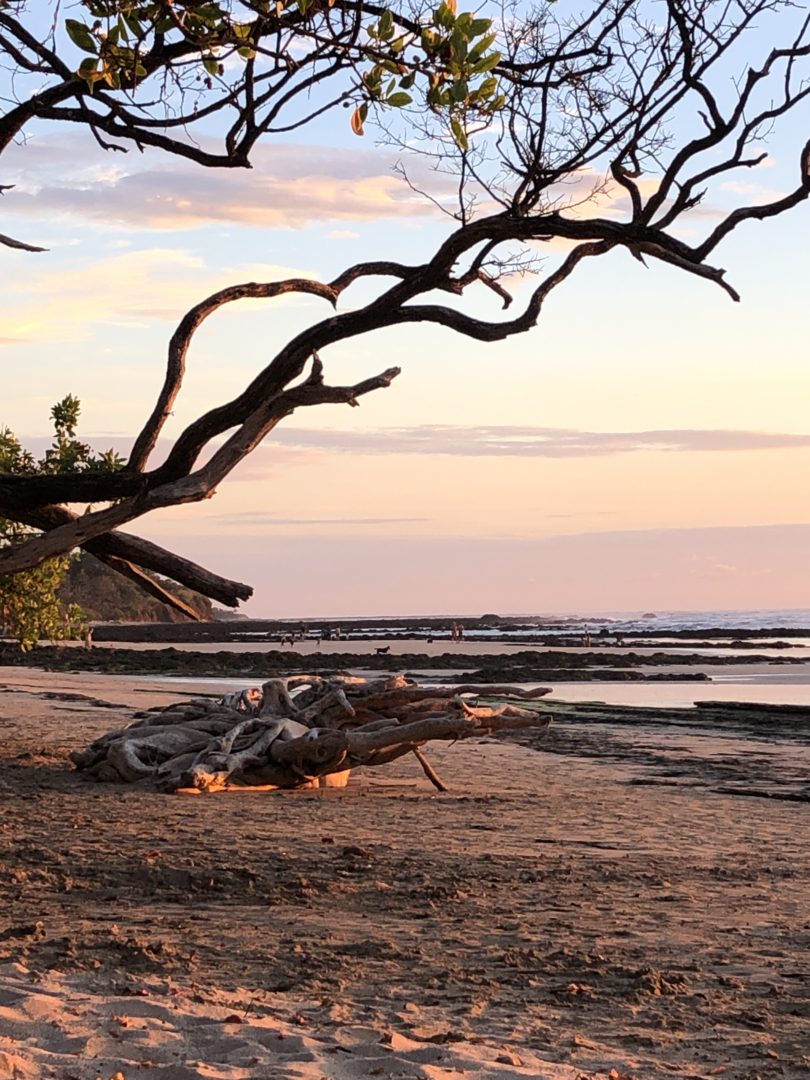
(1, 666, 809, 1079)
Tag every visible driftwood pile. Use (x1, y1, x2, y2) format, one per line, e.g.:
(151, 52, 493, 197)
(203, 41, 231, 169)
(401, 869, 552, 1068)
(71, 675, 552, 793)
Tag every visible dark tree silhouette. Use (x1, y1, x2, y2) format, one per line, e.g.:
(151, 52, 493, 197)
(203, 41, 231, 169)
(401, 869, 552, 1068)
(1, 0, 808, 616)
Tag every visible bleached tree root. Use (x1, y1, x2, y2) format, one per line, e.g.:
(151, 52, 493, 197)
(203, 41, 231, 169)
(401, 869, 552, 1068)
(70, 675, 552, 793)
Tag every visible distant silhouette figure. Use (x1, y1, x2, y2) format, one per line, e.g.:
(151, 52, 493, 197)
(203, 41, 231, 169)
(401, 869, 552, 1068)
(375, 646, 391, 655)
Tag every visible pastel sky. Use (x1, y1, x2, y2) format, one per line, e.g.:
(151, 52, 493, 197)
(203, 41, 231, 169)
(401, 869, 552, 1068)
(2, 11, 809, 618)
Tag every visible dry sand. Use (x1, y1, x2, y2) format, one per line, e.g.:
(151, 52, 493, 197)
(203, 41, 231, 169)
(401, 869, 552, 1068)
(1, 667, 808, 1080)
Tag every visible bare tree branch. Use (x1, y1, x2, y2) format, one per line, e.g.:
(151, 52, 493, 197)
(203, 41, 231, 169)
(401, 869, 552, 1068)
(0, 230, 46, 252)
(8, 504, 252, 607)
(90, 554, 207, 621)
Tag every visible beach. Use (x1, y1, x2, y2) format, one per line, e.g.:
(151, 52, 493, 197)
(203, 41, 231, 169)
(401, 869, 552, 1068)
(1, 662, 809, 1080)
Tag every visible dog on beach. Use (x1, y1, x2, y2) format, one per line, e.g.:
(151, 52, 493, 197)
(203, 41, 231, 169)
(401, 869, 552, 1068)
(375, 646, 391, 655)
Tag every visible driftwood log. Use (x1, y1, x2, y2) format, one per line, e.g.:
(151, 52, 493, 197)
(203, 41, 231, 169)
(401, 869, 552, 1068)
(70, 675, 553, 793)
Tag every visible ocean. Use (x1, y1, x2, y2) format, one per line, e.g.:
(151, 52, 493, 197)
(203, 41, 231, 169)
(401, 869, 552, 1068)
(567, 608, 810, 633)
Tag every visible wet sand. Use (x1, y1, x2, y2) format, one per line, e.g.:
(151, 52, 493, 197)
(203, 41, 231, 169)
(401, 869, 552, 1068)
(0, 668, 809, 1079)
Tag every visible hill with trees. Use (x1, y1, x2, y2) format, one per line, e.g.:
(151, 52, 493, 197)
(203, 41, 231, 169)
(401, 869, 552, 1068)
(58, 554, 214, 624)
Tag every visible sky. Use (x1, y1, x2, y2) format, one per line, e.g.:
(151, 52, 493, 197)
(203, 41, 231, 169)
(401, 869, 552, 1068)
(2, 5, 810, 618)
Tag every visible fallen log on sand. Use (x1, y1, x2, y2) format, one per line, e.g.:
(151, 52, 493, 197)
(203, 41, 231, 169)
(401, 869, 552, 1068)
(70, 675, 553, 793)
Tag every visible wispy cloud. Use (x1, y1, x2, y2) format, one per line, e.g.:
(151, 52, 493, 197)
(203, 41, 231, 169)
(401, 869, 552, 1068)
(14, 423, 810, 475)
(0, 248, 315, 343)
(259, 424, 810, 458)
(211, 513, 428, 527)
(5, 141, 448, 231)
(720, 180, 785, 202)
(4, 136, 783, 241)
(545, 511, 617, 518)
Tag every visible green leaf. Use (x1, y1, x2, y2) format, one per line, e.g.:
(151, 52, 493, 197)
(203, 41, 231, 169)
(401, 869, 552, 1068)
(65, 19, 98, 55)
(470, 51, 501, 75)
(478, 75, 498, 98)
(379, 9, 394, 39)
(386, 91, 412, 107)
(435, 2, 455, 30)
(450, 117, 469, 151)
(450, 28, 468, 59)
(469, 18, 492, 36)
(469, 32, 497, 61)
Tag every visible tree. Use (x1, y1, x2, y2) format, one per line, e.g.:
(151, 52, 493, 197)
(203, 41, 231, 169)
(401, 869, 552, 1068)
(0, 396, 122, 648)
(0, 0, 504, 233)
(1, 1, 809, 617)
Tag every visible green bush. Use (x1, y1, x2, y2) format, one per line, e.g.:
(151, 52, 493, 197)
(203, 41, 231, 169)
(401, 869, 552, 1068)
(0, 397, 122, 650)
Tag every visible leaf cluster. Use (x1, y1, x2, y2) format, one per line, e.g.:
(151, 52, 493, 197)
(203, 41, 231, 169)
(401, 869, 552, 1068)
(0, 398, 122, 650)
(59, 0, 502, 142)
(355, 0, 503, 146)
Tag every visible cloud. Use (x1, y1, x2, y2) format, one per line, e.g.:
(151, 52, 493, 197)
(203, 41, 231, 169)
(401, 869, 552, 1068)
(0, 248, 315, 343)
(550, 166, 784, 232)
(545, 511, 617, 519)
(720, 180, 785, 202)
(4, 133, 785, 244)
(13, 423, 810, 500)
(6, 141, 449, 231)
(257, 424, 810, 458)
(691, 561, 741, 580)
(211, 513, 428, 527)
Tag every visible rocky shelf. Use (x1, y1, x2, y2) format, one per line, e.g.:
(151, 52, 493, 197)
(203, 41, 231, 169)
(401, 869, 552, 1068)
(1, 644, 803, 680)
